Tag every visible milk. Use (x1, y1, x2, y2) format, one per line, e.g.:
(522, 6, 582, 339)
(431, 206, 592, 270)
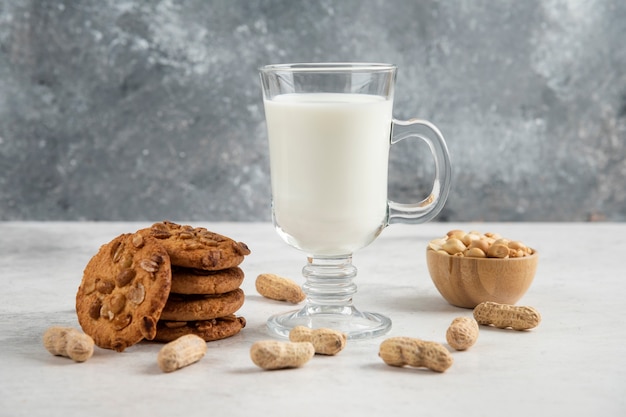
(264, 93, 393, 256)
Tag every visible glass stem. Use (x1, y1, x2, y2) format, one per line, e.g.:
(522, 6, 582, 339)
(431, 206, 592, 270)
(302, 256, 357, 306)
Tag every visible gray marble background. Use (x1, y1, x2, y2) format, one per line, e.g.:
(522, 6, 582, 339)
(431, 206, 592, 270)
(1, 0, 624, 222)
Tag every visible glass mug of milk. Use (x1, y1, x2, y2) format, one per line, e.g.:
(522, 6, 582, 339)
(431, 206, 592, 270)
(260, 63, 451, 339)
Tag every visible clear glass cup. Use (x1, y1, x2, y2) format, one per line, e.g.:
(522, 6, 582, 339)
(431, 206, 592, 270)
(259, 63, 452, 339)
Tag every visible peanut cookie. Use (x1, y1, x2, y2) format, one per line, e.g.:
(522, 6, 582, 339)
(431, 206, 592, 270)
(76, 233, 172, 352)
(171, 266, 244, 295)
(138, 221, 251, 270)
(154, 315, 247, 342)
(160, 289, 245, 321)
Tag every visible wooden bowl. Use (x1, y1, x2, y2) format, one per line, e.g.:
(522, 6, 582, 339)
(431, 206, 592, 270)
(426, 249, 538, 309)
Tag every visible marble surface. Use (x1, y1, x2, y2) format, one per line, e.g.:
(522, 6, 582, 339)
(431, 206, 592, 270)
(0, 222, 624, 416)
(1, 0, 626, 222)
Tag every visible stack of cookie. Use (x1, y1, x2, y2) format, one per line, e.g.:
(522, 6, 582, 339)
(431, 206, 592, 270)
(155, 267, 247, 343)
(76, 221, 250, 352)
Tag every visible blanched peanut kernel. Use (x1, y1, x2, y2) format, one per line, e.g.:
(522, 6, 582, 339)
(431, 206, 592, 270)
(441, 238, 466, 255)
(428, 230, 534, 259)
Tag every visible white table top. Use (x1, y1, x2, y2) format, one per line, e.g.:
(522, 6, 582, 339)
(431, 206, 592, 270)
(0, 222, 624, 417)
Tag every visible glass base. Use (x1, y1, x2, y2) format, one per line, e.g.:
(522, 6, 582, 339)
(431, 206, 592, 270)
(265, 255, 391, 340)
(266, 303, 392, 340)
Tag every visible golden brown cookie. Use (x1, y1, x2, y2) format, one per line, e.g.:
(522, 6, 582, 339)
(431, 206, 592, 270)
(171, 266, 245, 295)
(154, 315, 247, 342)
(76, 233, 172, 352)
(138, 221, 251, 270)
(160, 289, 245, 321)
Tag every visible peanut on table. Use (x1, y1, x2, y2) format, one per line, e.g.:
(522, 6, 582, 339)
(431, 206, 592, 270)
(446, 317, 479, 351)
(157, 334, 207, 373)
(473, 301, 541, 331)
(255, 273, 306, 304)
(250, 340, 315, 370)
(379, 337, 453, 373)
(43, 326, 95, 362)
(289, 326, 347, 356)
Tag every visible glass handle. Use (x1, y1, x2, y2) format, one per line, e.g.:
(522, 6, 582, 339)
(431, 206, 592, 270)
(387, 118, 452, 225)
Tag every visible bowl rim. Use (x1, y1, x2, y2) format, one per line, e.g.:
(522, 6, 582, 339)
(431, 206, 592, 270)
(426, 248, 538, 261)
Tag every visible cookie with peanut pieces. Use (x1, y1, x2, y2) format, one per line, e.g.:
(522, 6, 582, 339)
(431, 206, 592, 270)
(138, 221, 251, 271)
(154, 315, 247, 342)
(170, 266, 244, 295)
(76, 232, 172, 352)
(160, 288, 245, 321)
